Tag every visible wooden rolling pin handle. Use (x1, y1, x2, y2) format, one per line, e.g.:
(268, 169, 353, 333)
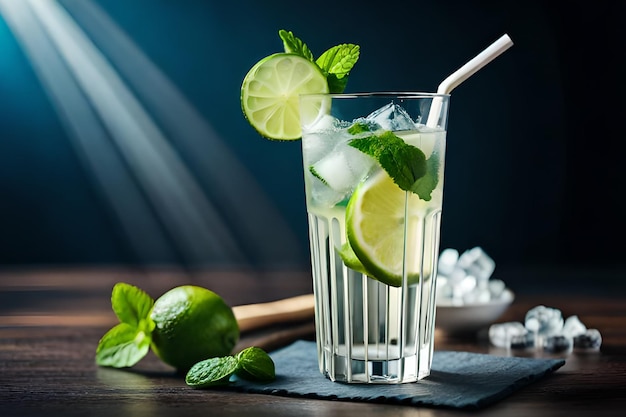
(232, 293, 315, 333)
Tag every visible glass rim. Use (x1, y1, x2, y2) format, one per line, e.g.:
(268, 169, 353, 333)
(299, 91, 451, 99)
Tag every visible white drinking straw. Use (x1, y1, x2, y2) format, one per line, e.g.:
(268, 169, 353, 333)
(426, 34, 514, 127)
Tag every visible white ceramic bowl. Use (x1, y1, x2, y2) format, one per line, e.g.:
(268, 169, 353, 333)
(435, 289, 515, 335)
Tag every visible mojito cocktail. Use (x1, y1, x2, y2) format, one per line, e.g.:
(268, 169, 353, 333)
(241, 30, 451, 384)
(300, 93, 449, 383)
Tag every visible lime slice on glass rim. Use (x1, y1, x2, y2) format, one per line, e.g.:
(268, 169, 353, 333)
(346, 170, 424, 287)
(241, 53, 329, 140)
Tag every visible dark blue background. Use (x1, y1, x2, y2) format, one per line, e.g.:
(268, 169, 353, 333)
(0, 0, 624, 290)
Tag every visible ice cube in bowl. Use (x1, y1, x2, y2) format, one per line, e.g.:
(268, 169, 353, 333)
(436, 288, 515, 335)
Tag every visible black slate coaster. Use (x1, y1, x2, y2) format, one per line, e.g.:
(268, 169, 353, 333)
(228, 340, 565, 410)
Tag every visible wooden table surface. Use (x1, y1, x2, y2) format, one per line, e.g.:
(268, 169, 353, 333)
(1, 267, 625, 416)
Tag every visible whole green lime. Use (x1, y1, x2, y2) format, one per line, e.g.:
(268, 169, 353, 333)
(150, 285, 239, 372)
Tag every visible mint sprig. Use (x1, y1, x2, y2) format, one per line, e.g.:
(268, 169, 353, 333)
(185, 346, 275, 388)
(235, 346, 276, 382)
(347, 121, 377, 135)
(316, 44, 360, 94)
(111, 281, 154, 327)
(279, 29, 314, 61)
(349, 130, 439, 201)
(96, 283, 155, 368)
(97, 283, 277, 387)
(278, 29, 359, 93)
(95, 322, 152, 368)
(412, 153, 440, 201)
(185, 356, 239, 388)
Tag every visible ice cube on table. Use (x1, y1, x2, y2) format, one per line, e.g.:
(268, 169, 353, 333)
(510, 332, 536, 350)
(562, 315, 587, 338)
(525, 305, 564, 337)
(543, 335, 572, 353)
(366, 103, 417, 131)
(489, 321, 528, 348)
(573, 329, 602, 351)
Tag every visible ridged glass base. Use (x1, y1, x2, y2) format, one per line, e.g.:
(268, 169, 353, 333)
(309, 209, 440, 384)
(323, 345, 432, 383)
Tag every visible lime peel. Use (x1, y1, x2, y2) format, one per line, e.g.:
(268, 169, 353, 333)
(346, 171, 421, 287)
(241, 30, 360, 141)
(241, 53, 328, 140)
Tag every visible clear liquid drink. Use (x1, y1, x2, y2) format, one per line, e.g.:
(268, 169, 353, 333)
(299, 93, 449, 383)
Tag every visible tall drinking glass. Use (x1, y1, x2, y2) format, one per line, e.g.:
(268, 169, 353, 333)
(299, 92, 450, 383)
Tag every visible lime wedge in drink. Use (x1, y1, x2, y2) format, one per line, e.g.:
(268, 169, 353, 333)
(346, 171, 423, 287)
(241, 53, 329, 140)
(338, 242, 372, 276)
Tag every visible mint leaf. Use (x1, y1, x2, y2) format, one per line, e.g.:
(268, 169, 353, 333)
(96, 283, 155, 368)
(184, 347, 275, 388)
(111, 282, 154, 327)
(309, 166, 327, 184)
(350, 131, 437, 200)
(279, 29, 314, 61)
(316, 44, 360, 93)
(347, 121, 376, 135)
(277, 30, 360, 93)
(411, 155, 440, 201)
(95, 322, 151, 368)
(316, 44, 360, 78)
(185, 356, 239, 388)
(235, 347, 275, 382)
(327, 75, 348, 94)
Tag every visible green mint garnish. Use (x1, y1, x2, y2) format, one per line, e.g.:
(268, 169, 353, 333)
(95, 322, 152, 368)
(412, 153, 440, 201)
(96, 283, 155, 368)
(349, 130, 439, 201)
(111, 281, 154, 327)
(309, 166, 327, 184)
(279, 29, 314, 61)
(278, 29, 359, 93)
(347, 121, 376, 135)
(316, 44, 360, 94)
(185, 346, 276, 388)
(186, 356, 239, 388)
(235, 347, 276, 382)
